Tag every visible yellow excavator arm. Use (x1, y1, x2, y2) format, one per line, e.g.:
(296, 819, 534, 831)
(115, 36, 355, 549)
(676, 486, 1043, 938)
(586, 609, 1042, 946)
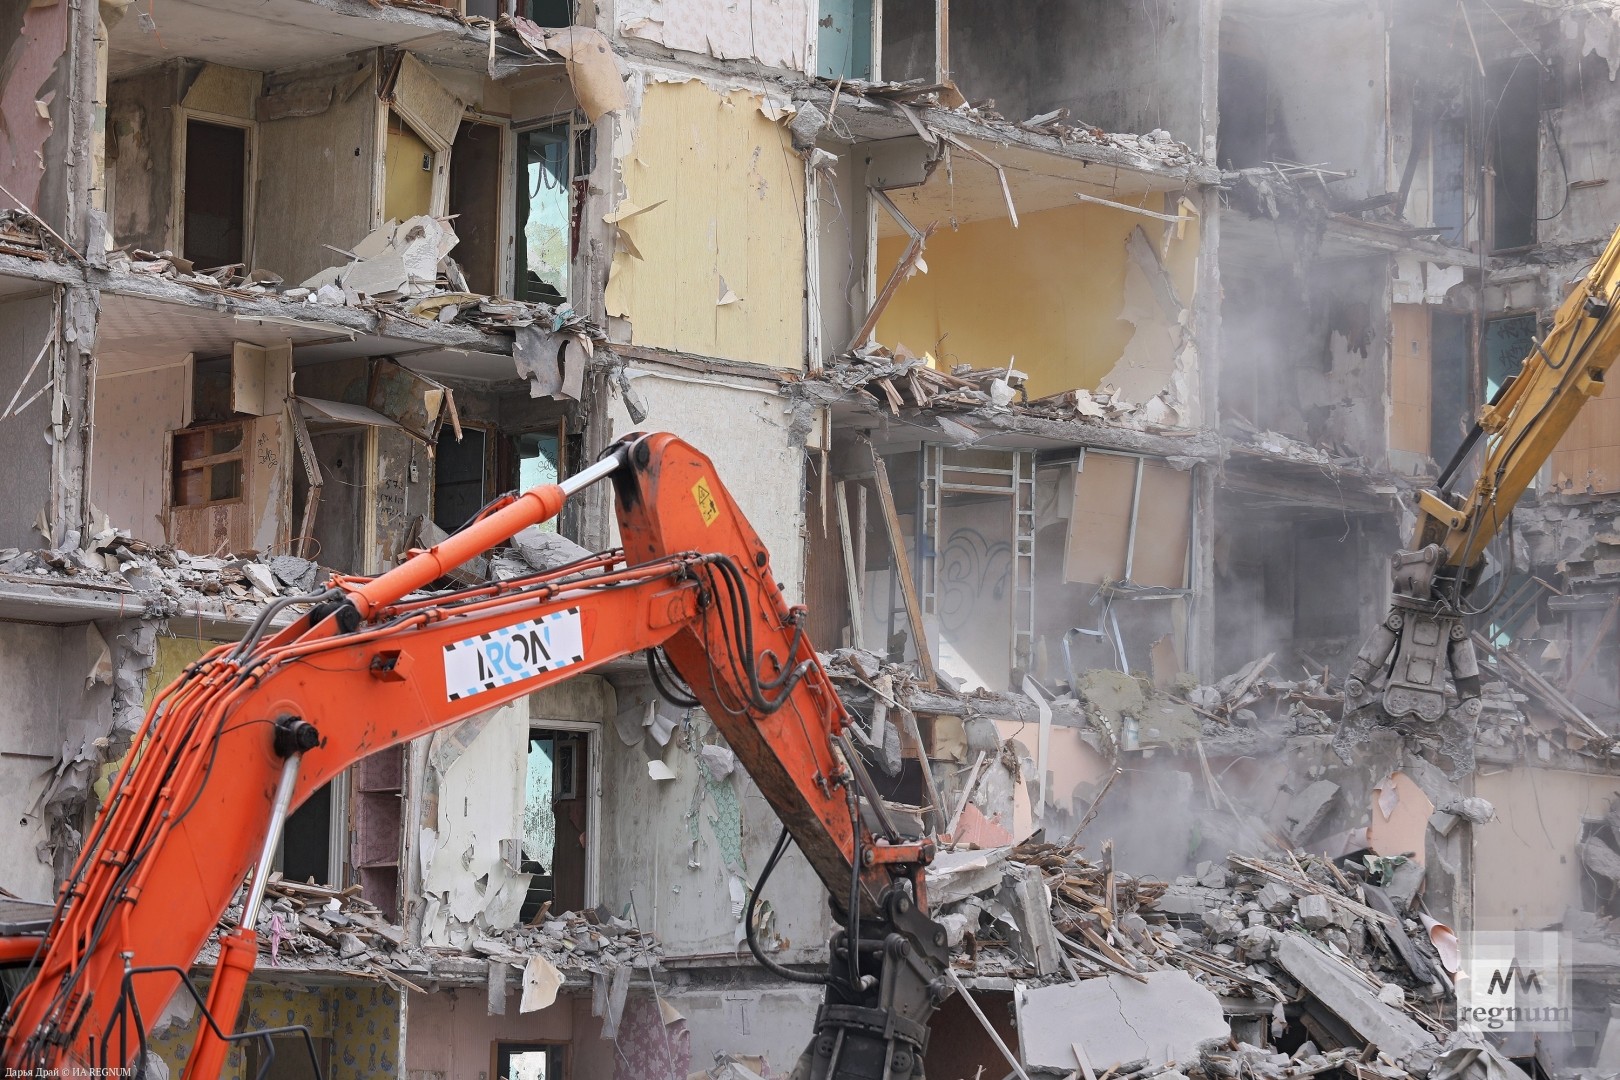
(1346, 223, 1620, 725)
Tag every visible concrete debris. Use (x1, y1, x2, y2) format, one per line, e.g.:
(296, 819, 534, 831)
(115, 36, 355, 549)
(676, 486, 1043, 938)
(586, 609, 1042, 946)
(201, 876, 661, 989)
(0, 531, 330, 619)
(1283, 781, 1342, 845)
(940, 837, 1451, 1078)
(510, 526, 595, 572)
(1273, 933, 1438, 1068)
(802, 78, 1201, 172)
(818, 348, 1184, 431)
(1015, 969, 1229, 1072)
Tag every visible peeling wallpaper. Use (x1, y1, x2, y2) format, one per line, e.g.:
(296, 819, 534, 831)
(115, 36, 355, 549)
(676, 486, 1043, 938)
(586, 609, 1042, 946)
(617, 0, 808, 71)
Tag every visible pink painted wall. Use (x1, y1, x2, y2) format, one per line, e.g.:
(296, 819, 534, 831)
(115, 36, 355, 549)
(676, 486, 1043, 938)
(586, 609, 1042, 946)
(0, 0, 68, 216)
(1367, 772, 1433, 864)
(403, 985, 575, 1080)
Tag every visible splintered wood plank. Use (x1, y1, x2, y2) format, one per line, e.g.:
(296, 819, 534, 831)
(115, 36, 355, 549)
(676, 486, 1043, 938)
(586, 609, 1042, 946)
(868, 442, 936, 688)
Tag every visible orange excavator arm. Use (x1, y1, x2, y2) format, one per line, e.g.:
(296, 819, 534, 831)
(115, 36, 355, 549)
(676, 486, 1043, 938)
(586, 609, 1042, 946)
(2, 432, 946, 1080)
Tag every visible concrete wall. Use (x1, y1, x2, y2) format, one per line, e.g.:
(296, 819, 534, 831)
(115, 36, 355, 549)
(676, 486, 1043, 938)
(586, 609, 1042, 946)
(950, 0, 1209, 146)
(678, 984, 820, 1075)
(595, 690, 832, 965)
(1474, 766, 1618, 931)
(0, 291, 59, 550)
(91, 361, 188, 540)
(403, 986, 574, 1080)
(1538, 46, 1620, 249)
(253, 54, 379, 285)
(603, 372, 807, 602)
(108, 65, 179, 253)
(0, 621, 117, 901)
(1219, 255, 1391, 463)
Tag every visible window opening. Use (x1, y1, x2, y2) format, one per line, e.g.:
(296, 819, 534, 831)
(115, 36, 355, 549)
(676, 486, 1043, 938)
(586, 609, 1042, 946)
(1484, 313, 1537, 401)
(515, 123, 572, 303)
(1488, 60, 1539, 252)
(521, 729, 588, 920)
(514, 429, 563, 532)
(182, 119, 247, 270)
(245, 1033, 331, 1080)
(434, 426, 489, 534)
(447, 119, 504, 297)
(496, 1042, 565, 1080)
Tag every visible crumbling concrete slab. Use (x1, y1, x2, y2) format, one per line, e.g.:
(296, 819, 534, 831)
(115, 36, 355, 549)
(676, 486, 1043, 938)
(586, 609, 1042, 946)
(927, 847, 1012, 906)
(1274, 932, 1436, 1063)
(1283, 781, 1341, 844)
(1015, 969, 1229, 1071)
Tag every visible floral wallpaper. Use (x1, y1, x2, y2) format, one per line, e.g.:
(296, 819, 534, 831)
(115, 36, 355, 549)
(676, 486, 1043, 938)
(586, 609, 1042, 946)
(147, 979, 400, 1080)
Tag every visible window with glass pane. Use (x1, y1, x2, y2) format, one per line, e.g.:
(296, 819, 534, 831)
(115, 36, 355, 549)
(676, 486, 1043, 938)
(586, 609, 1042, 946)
(516, 125, 572, 304)
(516, 429, 563, 532)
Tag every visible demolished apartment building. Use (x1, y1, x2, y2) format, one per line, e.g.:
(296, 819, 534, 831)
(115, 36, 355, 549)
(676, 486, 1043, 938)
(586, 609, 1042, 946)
(5, 0, 1620, 1075)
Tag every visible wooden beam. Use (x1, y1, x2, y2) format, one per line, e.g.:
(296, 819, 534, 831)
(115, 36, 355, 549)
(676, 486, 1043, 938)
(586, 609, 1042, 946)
(846, 221, 937, 352)
(867, 441, 936, 688)
(834, 480, 865, 649)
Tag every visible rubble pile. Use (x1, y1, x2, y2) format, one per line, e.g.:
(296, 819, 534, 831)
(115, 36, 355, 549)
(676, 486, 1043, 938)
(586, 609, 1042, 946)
(0, 208, 57, 259)
(104, 213, 606, 348)
(938, 841, 1457, 1080)
(202, 875, 661, 988)
(821, 350, 1177, 430)
(1225, 417, 1372, 473)
(811, 78, 1202, 168)
(1180, 654, 1340, 735)
(111, 246, 286, 295)
(0, 525, 327, 616)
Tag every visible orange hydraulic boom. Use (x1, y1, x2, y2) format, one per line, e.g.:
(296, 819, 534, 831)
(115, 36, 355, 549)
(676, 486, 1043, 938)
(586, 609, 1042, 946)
(1, 432, 947, 1080)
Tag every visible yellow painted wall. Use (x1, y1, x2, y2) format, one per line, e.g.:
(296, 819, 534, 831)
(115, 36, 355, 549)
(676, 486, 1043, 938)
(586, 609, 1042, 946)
(149, 982, 399, 1079)
(875, 200, 1199, 400)
(1473, 767, 1620, 930)
(384, 118, 434, 223)
(604, 81, 806, 369)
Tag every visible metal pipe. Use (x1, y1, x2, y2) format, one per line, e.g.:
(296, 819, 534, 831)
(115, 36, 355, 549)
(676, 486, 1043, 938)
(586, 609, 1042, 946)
(557, 450, 626, 497)
(241, 754, 303, 930)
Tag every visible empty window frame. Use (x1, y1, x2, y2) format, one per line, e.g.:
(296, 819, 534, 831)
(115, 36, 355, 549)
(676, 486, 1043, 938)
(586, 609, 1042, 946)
(520, 725, 595, 921)
(515, 122, 574, 304)
(495, 1042, 566, 1080)
(1484, 312, 1538, 401)
(433, 424, 492, 534)
(1487, 59, 1539, 252)
(179, 115, 252, 270)
(817, 0, 874, 80)
(448, 118, 507, 297)
(510, 426, 565, 532)
(880, 0, 946, 84)
(278, 775, 347, 887)
(170, 421, 246, 509)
